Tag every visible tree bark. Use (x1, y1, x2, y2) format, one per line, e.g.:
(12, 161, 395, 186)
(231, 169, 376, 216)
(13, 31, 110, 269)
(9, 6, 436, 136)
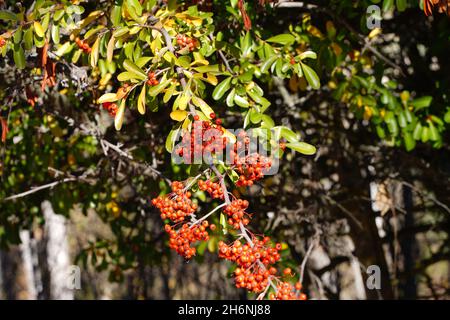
(42, 200, 74, 300)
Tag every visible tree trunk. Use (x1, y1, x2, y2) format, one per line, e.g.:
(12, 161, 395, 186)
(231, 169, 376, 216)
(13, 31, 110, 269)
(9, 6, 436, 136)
(42, 200, 74, 300)
(19, 230, 42, 299)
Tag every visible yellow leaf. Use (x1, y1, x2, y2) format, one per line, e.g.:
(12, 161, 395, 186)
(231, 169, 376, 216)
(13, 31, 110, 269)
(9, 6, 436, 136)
(191, 96, 214, 118)
(174, 13, 203, 27)
(306, 25, 324, 39)
(129, 26, 142, 35)
(223, 129, 236, 144)
(368, 28, 382, 39)
(178, 93, 191, 111)
(170, 110, 188, 122)
(97, 93, 118, 104)
(90, 37, 100, 68)
(77, 10, 103, 29)
(34, 21, 45, 37)
(107, 35, 115, 62)
(99, 73, 112, 87)
(182, 117, 192, 130)
(115, 100, 126, 131)
(116, 86, 129, 100)
(205, 73, 218, 86)
(137, 85, 146, 115)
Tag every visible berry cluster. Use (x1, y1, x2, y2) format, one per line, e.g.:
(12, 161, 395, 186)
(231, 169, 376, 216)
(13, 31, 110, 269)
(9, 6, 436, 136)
(102, 102, 118, 116)
(165, 223, 210, 259)
(75, 37, 91, 54)
(235, 154, 272, 187)
(176, 34, 198, 52)
(0, 36, 6, 48)
(151, 181, 198, 222)
(234, 266, 271, 292)
(219, 237, 282, 293)
(198, 179, 224, 200)
(218, 237, 281, 268)
(269, 282, 307, 300)
(223, 199, 251, 229)
(146, 72, 159, 86)
(176, 119, 228, 164)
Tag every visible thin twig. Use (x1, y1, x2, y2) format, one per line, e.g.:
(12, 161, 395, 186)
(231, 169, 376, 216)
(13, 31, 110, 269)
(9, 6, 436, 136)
(299, 238, 318, 285)
(3, 177, 76, 201)
(211, 164, 231, 205)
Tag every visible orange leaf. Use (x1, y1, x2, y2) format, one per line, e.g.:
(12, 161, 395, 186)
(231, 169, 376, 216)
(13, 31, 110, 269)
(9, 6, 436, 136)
(0, 117, 8, 143)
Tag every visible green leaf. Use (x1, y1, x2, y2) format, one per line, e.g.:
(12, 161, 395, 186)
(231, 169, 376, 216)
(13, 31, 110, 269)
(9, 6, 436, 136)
(411, 96, 432, 110)
(24, 28, 33, 50)
(396, 0, 407, 11)
(117, 72, 140, 82)
(13, 45, 26, 69)
(123, 59, 147, 80)
(382, 0, 395, 12)
(421, 126, 429, 143)
(403, 131, 415, 151)
(385, 115, 399, 136)
(148, 80, 170, 96)
(54, 42, 71, 57)
(219, 213, 228, 235)
(261, 115, 275, 128)
(249, 109, 262, 124)
(135, 56, 152, 68)
(0, 10, 18, 21)
(301, 63, 320, 89)
(163, 83, 176, 103)
(266, 34, 295, 45)
(51, 25, 60, 44)
(444, 110, 450, 124)
(280, 126, 298, 142)
(165, 128, 179, 153)
(54, 10, 65, 21)
(413, 122, 422, 140)
(234, 95, 249, 108)
(226, 88, 236, 107)
(397, 111, 407, 128)
(112, 26, 129, 38)
(13, 27, 22, 44)
(299, 51, 317, 60)
(212, 77, 232, 100)
(193, 65, 220, 73)
(428, 122, 439, 141)
(247, 89, 262, 104)
(127, 0, 143, 15)
(110, 5, 122, 26)
(286, 141, 316, 155)
(241, 32, 252, 56)
(260, 55, 278, 73)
